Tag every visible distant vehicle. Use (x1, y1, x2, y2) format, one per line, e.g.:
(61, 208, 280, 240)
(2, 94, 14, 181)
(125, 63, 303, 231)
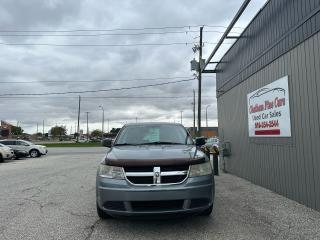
(0, 140, 48, 158)
(101, 138, 113, 146)
(0, 143, 14, 163)
(97, 122, 214, 219)
(78, 138, 89, 143)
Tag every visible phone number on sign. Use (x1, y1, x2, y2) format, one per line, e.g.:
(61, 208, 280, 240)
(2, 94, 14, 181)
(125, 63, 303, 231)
(255, 120, 279, 129)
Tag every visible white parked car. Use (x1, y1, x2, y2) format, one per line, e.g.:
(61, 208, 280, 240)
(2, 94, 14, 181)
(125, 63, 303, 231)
(0, 143, 14, 162)
(0, 140, 48, 158)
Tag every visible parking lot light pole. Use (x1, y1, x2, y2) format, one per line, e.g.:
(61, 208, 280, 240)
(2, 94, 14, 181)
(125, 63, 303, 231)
(206, 105, 211, 128)
(77, 96, 81, 143)
(86, 112, 89, 141)
(99, 105, 104, 139)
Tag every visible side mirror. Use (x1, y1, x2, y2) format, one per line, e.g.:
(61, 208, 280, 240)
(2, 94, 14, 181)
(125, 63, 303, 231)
(101, 139, 113, 148)
(195, 137, 206, 147)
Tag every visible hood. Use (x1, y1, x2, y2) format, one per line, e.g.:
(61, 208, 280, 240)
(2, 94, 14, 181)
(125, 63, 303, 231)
(104, 145, 206, 167)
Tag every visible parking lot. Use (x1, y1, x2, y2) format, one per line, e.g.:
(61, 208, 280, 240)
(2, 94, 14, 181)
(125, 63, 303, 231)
(1, 147, 320, 240)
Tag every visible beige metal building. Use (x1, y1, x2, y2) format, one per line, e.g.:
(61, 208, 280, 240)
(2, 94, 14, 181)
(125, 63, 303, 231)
(215, 0, 320, 211)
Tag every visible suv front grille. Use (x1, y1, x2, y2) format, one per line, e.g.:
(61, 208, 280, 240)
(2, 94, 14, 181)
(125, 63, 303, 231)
(124, 165, 189, 185)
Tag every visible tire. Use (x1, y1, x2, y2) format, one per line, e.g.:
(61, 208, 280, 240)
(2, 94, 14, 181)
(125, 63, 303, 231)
(0, 154, 3, 163)
(200, 204, 213, 216)
(29, 149, 40, 158)
(96, 203, 111, 219)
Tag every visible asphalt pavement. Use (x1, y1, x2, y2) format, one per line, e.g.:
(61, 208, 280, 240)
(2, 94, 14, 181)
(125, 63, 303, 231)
(1, 147, 320, 240)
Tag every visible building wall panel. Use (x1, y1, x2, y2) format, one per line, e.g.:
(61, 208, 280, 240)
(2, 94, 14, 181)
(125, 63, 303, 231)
(218, 31, 320, 210)
(216, 0, 320, 97)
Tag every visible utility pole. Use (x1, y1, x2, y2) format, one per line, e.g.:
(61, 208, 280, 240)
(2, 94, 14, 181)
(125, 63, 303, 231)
(77, 96, 81, 142)
(107, 119, 110, 133)
(99, 106, 104, 139)
(36, 123, 38, 134)
(193, 89, 196, 136)
(206, 105, 211, 128)
(86, 111, 89, 141)
(180, 110, 183, 124)
(42, 120, 44, 136)
(198, 26, 203, 136)
(135, 117, 138, 123)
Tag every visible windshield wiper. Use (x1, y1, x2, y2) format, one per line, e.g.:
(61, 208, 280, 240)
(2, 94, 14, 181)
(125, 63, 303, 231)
(139, 141, 184, 145)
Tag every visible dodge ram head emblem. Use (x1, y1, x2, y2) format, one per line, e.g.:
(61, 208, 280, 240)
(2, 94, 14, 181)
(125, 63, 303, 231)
(153, 167, 161, 184)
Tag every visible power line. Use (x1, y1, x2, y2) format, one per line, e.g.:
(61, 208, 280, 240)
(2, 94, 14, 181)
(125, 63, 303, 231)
(0, 42, 193, 47)
(85, 96, 216, 99)
(0, 95, 215, 99)
(0, 24, 244, 33)
(0, 76, 192, 84)
(0, 30, 241, 37)
(0, 41, 233, 47)
(0, 78, 196, 96)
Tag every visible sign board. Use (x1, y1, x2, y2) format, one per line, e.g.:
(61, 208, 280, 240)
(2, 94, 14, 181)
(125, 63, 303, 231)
(247, 76, 291, 137)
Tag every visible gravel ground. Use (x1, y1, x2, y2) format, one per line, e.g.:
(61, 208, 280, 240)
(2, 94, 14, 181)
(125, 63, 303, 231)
(0, 147, 320, 240)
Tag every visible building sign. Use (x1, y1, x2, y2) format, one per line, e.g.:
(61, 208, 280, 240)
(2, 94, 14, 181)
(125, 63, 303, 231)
(247, 76, 291, 137)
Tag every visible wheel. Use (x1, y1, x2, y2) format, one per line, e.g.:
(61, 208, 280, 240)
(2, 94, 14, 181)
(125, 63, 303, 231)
(29, 149, 40, 158)
(200, 204, 213, 216)
(0, 154, 3, 163)
(96, 203, 111, 219)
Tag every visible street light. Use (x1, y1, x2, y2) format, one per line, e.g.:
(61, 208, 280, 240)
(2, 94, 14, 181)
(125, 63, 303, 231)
(206, 105, 211, 128)
(180, 110, 183, 124)
(99, 105, 104, 139)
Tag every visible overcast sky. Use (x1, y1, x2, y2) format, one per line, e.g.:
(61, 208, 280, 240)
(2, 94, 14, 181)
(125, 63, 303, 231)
(0, 0, 267, 134)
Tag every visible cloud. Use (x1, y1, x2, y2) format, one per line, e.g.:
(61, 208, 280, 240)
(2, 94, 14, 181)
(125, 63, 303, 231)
(0, 0, 267, 133)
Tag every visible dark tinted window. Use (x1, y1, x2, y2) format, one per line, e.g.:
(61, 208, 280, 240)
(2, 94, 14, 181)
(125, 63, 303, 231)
(0, 140, 16, 145)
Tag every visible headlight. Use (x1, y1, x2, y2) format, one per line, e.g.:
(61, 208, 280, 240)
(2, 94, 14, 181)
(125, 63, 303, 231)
(98, 164, 124, 179)
(189, 162, 212, 177)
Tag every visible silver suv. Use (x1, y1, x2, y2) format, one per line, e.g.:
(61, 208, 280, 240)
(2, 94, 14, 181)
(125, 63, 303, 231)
(96, 123, 214, 219)
(0, 140, 48, 158)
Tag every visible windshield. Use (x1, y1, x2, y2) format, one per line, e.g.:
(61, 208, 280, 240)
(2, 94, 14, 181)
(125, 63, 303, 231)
(115, 124, 193, 145)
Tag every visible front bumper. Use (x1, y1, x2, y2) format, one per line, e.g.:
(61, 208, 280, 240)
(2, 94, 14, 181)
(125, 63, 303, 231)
(40, 149, 48, 155)
(96, 175, 214, 217)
